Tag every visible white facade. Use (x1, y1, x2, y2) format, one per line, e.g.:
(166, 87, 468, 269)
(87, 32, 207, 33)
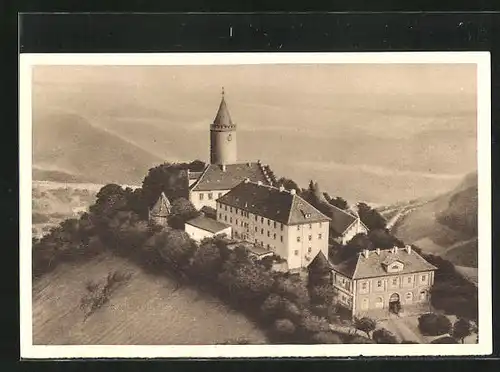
(189, 189, 230, 210)
(184, 223, 232, 243)
(216, 201, 329, 270)
(338, 218, 368, 245)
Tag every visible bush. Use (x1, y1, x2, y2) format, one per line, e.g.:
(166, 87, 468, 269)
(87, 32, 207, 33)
(274, 318, 296, 335)
(452, 318, 473, 343)
(430, 336, 458, 344)
(311, 331, 342, 344)
(354, 317, 377, 338)
(372, 328, 398, 344)
(418, 313, 452, 336)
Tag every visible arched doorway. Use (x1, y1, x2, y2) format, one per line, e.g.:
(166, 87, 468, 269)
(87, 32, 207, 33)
(389, 293, 401, 314)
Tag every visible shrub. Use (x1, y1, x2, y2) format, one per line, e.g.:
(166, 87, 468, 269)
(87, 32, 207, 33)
(298, 311, 330, 334)
(418, 313, 452, 336)
(430, 336, 458, 344)
(274, 318, 296, 335)
(452, 318, 473, 343)
(311, 331, 342, 344)
(273, 274, 310, 306)
(354, 317, 377, 338)
(372, 328, 398, 344)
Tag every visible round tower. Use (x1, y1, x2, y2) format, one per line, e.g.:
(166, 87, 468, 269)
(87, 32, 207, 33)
(210, 88, 237, 165)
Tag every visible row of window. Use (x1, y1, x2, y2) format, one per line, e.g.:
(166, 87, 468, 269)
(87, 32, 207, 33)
(199, 192, 223, 201)
(293, 247, 313, 256)
(296, 234, 322, 242)
(359, 290, 428, 310)
(359, 274, 429, 292)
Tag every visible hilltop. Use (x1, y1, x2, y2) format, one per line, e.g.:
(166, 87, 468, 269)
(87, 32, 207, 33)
(392, 171, 478, 271)
(33, 111, 162, 185)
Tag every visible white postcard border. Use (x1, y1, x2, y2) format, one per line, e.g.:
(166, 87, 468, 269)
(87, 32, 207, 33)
(20, 52, 492, 358)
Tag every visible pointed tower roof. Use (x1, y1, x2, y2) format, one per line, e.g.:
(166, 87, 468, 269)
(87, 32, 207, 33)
(150, 192, 171, 217)
(213, 87, 235, 127)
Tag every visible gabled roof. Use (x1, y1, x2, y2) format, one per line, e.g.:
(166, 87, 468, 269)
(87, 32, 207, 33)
(212, 95, 234, 128)
(185, 215, 231, 233)
(327, 204, 360, 236)
(216, 180, 331, 225)
(149, 192, 171, 217)
(331, 248, 438, 280)
(190, 162, 272, 191)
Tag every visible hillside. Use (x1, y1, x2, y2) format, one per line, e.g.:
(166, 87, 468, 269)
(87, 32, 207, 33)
(32, 111, 162, 185)
(33, 253, 267, 345)
(392, 171, 478, 268)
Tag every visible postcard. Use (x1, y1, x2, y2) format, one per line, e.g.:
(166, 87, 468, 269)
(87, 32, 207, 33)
(20, 52, 491, 358)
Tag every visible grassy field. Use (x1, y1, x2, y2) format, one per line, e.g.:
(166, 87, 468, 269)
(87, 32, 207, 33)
(33, 253, 267, 345)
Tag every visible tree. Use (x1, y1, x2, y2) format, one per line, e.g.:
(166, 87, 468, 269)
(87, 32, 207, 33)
(452, 318, 472, 343)
(298, 311, 330, 334)
(273, 274, 310, 306)
(354, 317, 377, 339)
(311, 331, 342, 344)
(168, 197, 199, 229)
(189, 239, 223, 280)
(309, 283, 336, 306)
(357, 202, 387, 231)
(141, 163, 190, 208)
(329, 197, 349, 210)
(372, 328, 398, 344)
(274, 318, 296, 335)
(154, 228, 197, 270)
(276, 177, 300, 192)
(261, 294, 284, 318)
(418, 313, 452, 336)
(368, 229, 404, 249)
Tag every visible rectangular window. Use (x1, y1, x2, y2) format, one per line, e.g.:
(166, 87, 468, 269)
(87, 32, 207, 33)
(297, 237, 301, 242)
(294, 250, 299, 256)
(308, 235, 312, 241)
(267, 231, 270, 237)
(219, 213, 222, 219)
(208, 193, 213, 200)
(224, 216, 227, 222)
(361, 282, 367, 290)
(218, 192, 222, 198)
(392, 278, 398, 286)
(297, 225, 300, 231)
(280, 236, 283, 242)
(236, 219, 238, 225)
(319, 222, 322, 228)
(280, 224, 284, 231)
(318, 233, 322, 240)
(309, 224, 312, 229)
(274, 221, 277, 228)
(308, 247, 312, 253)
(261, 217, 264, 223)
(261, 228, 264, 234)
(199, 193, 204, 200)
(407, 276, 412, 283)
(267, 220, 270, 226)
(255, 227, 258, 232)
(225, 205, 227, 211)
(230, 217, 232, 223)
(421, 275, 427, 282)
(273, 233, 276, 240)
(230, 207, 233, 213)
(377, 280, 383, 288)
(255, 215, 258, 222)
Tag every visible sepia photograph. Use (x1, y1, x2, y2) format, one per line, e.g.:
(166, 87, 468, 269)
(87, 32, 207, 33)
(19, 52, 491, 358)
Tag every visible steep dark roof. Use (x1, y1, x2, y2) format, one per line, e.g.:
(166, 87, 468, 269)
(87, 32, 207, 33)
(217, 181, 331, 225)
(331, 248, 438, 280)
(185, 215, 231, 233)
(213, 96, 234, 128)
(149, 192, 171, 217)
(190, 163, 272, 191)
(327, 204, 359, 236)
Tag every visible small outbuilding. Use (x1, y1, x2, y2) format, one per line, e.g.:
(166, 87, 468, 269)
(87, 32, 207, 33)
(185, 215, 232, 242)
(148, 192, 171, 227)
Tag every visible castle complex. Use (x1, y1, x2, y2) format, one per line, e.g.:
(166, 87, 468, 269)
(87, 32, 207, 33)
(149, 89, 437, 318)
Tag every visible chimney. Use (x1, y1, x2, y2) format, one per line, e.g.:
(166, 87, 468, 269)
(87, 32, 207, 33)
(363, 249, 370, 258)
(290, 189, 296, 195)
(376, 248, 381, 255)
(406, 245, 412, 254)
(221, 164, 226, 172)
(279, 185, 285, 192)
(257, 181, 263, 186)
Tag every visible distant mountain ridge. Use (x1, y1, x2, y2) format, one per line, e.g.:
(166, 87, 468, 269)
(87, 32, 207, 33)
(33, 111, 163, 185)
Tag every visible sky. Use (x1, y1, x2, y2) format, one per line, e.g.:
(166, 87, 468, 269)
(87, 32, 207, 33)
(32, 63, 477, 205)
